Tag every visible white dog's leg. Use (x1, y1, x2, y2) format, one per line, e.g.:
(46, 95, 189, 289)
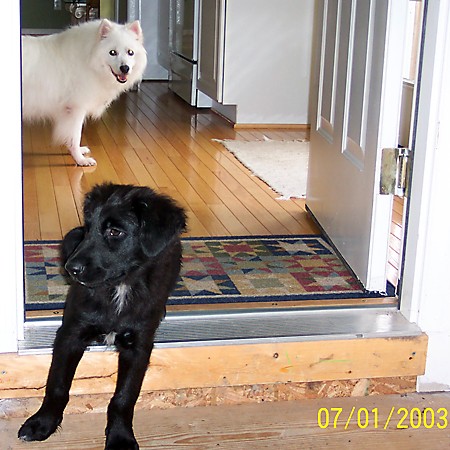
(53, 107, 97, 166)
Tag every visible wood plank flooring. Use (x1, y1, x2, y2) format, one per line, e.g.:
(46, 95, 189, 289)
(2, 392, 449, 449)
(387, 196, 405, 288)
(23, 81, 319, 241)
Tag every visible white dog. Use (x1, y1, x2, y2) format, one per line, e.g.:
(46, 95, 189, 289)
(22, 20, 147, 166)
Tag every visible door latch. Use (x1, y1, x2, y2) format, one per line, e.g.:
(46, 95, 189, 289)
(380, 147, 411, 197)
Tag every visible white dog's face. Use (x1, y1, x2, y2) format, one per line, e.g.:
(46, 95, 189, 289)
(95, 20, 147, 86)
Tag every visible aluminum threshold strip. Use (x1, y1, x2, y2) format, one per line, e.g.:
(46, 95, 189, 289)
(19, 307, 422, 355)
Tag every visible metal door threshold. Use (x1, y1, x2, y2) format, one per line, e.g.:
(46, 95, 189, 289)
(19, 307, 422, 355)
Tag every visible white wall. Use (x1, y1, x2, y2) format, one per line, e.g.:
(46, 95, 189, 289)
(220, 0, 315, 125)
(0, 2, 23, 353)
(414, 1, 450, 391)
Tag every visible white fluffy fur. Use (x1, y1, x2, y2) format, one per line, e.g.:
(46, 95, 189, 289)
(112, 283, 131, 315)
(21, 20, 147, 166)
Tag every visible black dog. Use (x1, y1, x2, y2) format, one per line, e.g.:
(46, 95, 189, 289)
(18, 183, 186, 449)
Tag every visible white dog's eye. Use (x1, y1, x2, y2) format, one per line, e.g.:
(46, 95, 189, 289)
(109, 50, 118, 56)
(127, 49, 134, 56)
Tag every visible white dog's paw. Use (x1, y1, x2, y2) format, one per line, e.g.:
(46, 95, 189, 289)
(71, 148, 97, 166)
(77, 156, 97, 166)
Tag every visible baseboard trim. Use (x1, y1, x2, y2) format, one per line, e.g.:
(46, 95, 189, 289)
(233, 123, 311, 129)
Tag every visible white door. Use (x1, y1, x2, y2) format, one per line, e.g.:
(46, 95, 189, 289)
(307, 0, 408, 292)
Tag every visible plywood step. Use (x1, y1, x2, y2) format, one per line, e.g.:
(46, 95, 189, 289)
(0, 308, 426, 407)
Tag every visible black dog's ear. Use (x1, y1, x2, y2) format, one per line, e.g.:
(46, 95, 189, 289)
(134, 193, 187, 257)
(61, 227, 85, 265)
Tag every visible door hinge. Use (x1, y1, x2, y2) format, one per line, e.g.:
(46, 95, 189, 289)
(380, 147, 411, 197)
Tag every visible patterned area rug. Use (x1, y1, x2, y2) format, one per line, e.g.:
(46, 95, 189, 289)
(24, 236, 387, 311)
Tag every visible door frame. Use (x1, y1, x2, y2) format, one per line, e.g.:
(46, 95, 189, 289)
(399, 0, 450, 390)
(2, 1, 449, 389)
(1, 1, 23, 353)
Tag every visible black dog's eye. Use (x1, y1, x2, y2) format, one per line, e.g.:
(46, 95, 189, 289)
(106, 228, 124, 238)
(109, 49, 118, 56)
(127, 49, 134, 56)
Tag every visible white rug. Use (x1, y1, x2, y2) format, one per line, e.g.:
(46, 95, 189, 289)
(215, 137, 309, 199)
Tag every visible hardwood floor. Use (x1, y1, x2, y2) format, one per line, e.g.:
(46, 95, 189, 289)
(23, 81, 319, 241)
(2, 392, 449, 449)
(387, 196, 405, 288)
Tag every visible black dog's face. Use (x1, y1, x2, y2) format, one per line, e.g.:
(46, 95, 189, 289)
(62, 183, 186, 288)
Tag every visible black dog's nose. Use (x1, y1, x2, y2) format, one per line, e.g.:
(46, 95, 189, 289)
(120, 65, 130, 74)
(65, 261, 85, 278)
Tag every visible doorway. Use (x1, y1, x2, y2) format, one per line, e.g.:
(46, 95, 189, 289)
(4, 0, 448, 392)
(21, 2, 419, 322)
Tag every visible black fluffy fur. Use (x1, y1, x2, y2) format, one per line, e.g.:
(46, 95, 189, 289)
(18, 183, 187, 450)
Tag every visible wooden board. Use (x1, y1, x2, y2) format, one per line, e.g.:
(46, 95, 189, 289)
(0, 334, 427, 399)
(2, 392, 449, 449)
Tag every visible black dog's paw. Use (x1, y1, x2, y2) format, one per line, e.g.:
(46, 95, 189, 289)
(18, 412, 62, 442)
(105, 433, 139, 450)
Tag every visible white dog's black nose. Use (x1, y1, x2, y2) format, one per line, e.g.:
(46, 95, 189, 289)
(120, 65, 130, 74)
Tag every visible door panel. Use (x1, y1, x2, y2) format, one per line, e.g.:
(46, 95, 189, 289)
(316, 0, 339, 141)
(308, 0, 408, 291)
(343, 0, 372, 169)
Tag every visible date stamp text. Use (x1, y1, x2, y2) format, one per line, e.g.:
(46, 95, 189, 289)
(317, 407, 448, 430)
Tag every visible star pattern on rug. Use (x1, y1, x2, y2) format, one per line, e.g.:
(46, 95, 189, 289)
(24, 236, 374, 310)
(24, 244, 68, 306)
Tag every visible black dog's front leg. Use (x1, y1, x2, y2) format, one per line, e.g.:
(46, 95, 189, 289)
(105, 336, 153, 450)
(18, 324, 87, 442)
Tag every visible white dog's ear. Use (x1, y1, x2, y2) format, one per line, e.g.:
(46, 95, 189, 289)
(127, 21, 143, 43)
(98, 19, 113, 40)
